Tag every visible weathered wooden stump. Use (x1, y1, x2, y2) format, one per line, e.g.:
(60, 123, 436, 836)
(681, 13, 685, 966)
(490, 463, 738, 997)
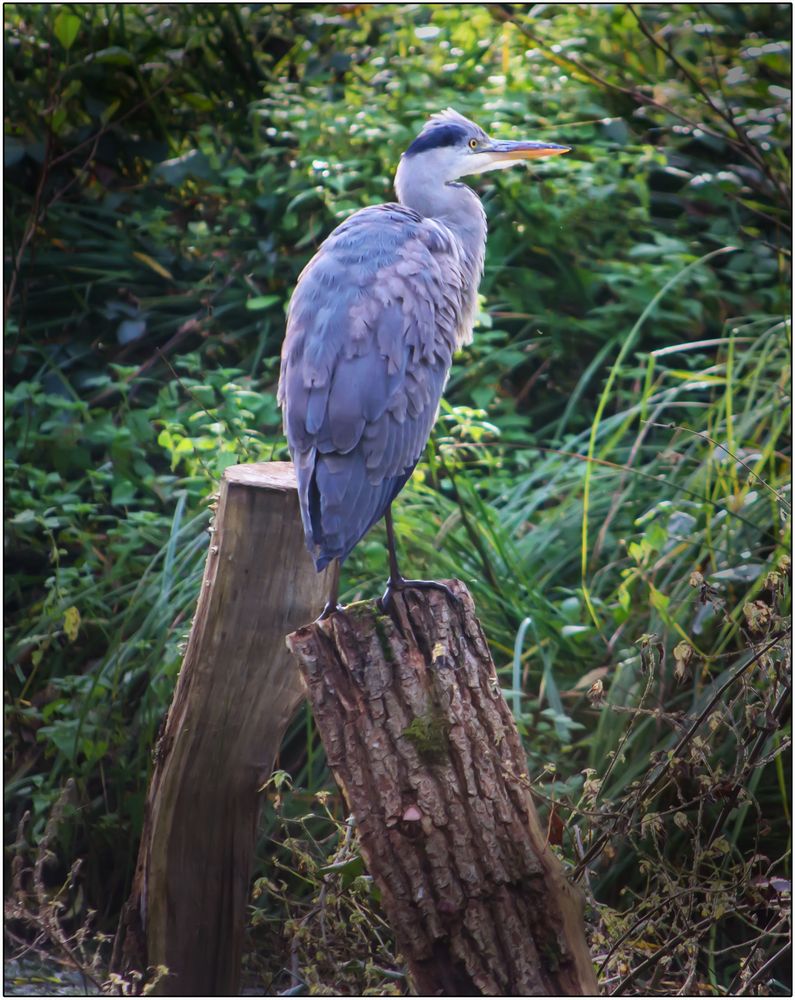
(112, 459, 596, 995)
(287, 581, 598, 996)
(112, 462, 328, 995)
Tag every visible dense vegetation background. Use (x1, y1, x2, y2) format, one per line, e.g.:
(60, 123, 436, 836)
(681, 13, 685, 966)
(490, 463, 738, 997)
(5, 3, 791, 995)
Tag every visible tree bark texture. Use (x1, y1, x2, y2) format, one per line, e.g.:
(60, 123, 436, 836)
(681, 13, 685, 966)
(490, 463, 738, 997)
(113, 462, 328, 995)
(287, 582, 598, 997)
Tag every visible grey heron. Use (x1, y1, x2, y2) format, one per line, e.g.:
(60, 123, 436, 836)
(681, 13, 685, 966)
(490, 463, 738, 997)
(279, 108, 570, 617)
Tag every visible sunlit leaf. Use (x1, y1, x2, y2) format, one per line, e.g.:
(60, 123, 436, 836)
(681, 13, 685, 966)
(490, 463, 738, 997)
(132, 252, 174, 281)
(63, 606, 81, 642)
(245, 295, 281, 311)
(54, 11, 80, 50)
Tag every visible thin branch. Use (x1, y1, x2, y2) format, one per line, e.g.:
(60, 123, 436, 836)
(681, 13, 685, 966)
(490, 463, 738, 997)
(642, 420, 792, 511)
(571, 629, 790, 880)
(628, 8, 766, 167)
(734, 939, 793, 996)
(489, 5, 753, 157)
(610, 916, 714, 995)
(628, 5, 789, 208)
(5, 75, 174, 330)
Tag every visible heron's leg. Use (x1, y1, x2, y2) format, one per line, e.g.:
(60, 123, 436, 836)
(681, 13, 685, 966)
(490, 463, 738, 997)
(385, 503, 402, 582)
(379, 506, 457, 611)
(317, 559, 343, 621)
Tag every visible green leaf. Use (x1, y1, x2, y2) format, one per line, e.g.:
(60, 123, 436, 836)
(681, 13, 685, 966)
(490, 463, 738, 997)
(101, 99, 120, 126)
(63, 606, 81, 643)
(88, 45, 134, 65)
(152, 149, 213, 185)
(50, 107, 67, 135)
(111, 481, 137, 505)
(245, 295, 281, 312)
(53, 11, 81, 51)
(649, 586, 670, 612)
(11, 510, 37, 525)
(318, 854, 365, 888)
(38, 718, 80, 760)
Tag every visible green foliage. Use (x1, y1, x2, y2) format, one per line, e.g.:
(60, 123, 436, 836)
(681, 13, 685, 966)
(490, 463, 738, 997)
(4, 2, 790, 995)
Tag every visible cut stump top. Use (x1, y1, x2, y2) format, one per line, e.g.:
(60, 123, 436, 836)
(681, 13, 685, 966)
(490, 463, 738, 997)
(224, 461, 297, 491)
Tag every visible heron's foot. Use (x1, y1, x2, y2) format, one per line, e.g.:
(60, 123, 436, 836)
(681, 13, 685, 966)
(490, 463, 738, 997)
(378, 576, 457, 614)
(316, 601, 345, 622)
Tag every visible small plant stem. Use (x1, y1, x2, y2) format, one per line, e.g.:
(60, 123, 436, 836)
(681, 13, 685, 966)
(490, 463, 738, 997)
(734, 940, 793, 996)
(611, 915, 714, 995)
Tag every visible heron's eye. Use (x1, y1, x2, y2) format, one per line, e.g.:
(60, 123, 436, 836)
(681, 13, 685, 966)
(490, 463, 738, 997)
(468, 138, 478, 150)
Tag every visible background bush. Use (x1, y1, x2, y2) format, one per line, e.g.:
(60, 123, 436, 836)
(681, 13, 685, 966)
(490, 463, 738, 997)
(4, 4, 791, 995)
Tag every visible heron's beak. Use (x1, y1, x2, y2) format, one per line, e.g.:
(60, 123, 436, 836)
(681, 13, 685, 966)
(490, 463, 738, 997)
(460, 138, 572, 178)
(484, 139, 572, 162)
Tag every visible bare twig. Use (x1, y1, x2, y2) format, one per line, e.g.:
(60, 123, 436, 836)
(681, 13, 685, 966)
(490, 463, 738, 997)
(628, 5, 789, 207)
(490, 5, 755, 157)
(572, 628, 790, 880)
(5, 75, 173, 332)
(642, 420, 792, 511)
(734, 939, 792, 996)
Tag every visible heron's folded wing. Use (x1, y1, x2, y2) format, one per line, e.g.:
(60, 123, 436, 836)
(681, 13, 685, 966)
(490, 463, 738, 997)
(305, 348, 449, 566)
(278, 205, 467, 564)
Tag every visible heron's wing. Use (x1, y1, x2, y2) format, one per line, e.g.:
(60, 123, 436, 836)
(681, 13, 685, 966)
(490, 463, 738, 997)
(278, 204, 471, 569)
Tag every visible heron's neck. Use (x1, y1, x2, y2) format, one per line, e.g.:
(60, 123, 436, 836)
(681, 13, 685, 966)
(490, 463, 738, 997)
(394, 158, 487, 256)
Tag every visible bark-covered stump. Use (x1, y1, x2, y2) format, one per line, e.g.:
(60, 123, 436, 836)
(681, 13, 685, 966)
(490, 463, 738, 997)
(287, 581, 598, 996)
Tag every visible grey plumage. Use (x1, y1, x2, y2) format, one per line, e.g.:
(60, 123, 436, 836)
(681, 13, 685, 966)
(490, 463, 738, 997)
(278, 109, 569, 579)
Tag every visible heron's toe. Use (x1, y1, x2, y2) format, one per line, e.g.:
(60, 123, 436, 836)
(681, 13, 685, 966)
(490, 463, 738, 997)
(316, 601, 345, 622)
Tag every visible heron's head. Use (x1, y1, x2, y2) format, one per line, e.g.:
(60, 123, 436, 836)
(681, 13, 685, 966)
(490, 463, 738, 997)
(401, 108, 570, 182)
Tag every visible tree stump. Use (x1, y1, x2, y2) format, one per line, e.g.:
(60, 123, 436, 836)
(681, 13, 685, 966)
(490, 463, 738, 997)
(113, 462, 329, 995)
(287, 581, 598, 996)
